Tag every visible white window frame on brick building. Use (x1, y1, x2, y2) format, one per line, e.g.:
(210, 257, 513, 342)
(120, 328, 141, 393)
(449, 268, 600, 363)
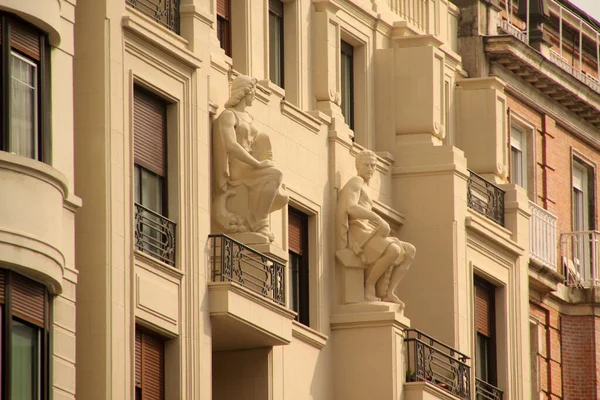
(509, 112, 536, 199)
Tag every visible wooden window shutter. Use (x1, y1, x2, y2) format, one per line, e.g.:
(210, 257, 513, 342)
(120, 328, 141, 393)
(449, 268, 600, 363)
(141, 332, 164, 400)
(134, 86, 167, 177)
(475, 284, 491, 337)
(12, 273, 45, 327)
(288, 209, 305, 255)
(135, 329, 142, 388)
(217, 0, 230, 19)
(10, 19, 41, 61)
(0, 271, 5, 304)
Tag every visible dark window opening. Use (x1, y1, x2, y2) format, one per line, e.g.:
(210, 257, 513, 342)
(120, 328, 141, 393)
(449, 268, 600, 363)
(289, 208, 309, 326)
(340, 40, 354, 130)
(268, 0, 284, 88)
(135, 326, 165, 400)
(474, 278, 497, 386)
(217, 0, 231, 56)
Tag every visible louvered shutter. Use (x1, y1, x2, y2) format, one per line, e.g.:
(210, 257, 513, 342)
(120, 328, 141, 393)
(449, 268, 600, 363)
(135, 329, 142, 388)
(142, 333, 164, 400)
(134, 87, 167, 177)
(10, 20, 40, 61)
(12, 273, 45, 327)
(289, 210, 303, 255)
(475, 284, 491, 337)
(0, 271, 5, 304)
(217, 0, 230, 19)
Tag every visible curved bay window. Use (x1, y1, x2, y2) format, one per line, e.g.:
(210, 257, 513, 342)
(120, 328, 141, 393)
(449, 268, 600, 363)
(0, 14, 50, 162)
(0, 270, 50, 400)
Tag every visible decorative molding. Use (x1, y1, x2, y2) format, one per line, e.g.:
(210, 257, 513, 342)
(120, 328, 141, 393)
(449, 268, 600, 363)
(466, 211, 524, 258)
(280, 100, 322, 134)
(292, 321, 328, 349)
(135, 250, 184, 281)
(122, 11, 202, 69)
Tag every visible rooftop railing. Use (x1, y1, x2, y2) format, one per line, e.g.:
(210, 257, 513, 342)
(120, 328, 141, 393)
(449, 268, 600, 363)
(529, 201, 558, 269)
(475, 378, 503, 400)
(561, 231, 600, 288)
(467, 171, 505, 227)
(497, 18, 528, 44)
(405, 329, 471, 399)
(126, 0, 180, 33)
(209, 234, 286, 306)
(134, 203, 176, 266)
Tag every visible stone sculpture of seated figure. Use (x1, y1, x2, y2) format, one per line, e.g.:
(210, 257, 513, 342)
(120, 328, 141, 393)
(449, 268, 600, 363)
(212, 74, 288, 242)
(336, 150, 416, 304)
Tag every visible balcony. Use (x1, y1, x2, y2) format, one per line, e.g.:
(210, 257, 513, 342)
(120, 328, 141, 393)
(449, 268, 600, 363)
(475, 378, 503, 400)
(208, 234, 294, 351)
(467, 171, 505, 227)
(561, 231, 600, 288)
(405, 329, 471, 400)
(134, 203, 176, 267)
(496, 18, 528, 44)
(125, 0, 179, 33)
(529, 201, 558, 269)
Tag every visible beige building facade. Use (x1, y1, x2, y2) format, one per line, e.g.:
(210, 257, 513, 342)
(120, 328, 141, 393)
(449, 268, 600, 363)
(0, 0, 594, 399)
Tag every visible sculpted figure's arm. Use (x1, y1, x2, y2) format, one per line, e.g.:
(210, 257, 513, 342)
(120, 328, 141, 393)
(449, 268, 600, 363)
(344, 177, 390, 236)
(219, 111, 273, 169)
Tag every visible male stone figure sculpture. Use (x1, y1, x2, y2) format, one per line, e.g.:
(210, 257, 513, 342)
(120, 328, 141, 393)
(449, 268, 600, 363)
(212, 75, 288, 242)
(336, 150, 415, 304)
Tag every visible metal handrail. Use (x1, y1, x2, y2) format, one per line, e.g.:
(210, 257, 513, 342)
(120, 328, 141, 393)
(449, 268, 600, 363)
(467, 171, 505, 227)
(475, 378, 503, 400)
(126, 0, 180, 33)
(134, 202, 176, 267)
(405, 329, 471, 399)
(209, 234, 286, 306)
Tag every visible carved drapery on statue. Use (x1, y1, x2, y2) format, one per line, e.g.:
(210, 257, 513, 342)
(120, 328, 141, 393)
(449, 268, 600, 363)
(336, 150, 415, 305)
(212, 75, 288, 243)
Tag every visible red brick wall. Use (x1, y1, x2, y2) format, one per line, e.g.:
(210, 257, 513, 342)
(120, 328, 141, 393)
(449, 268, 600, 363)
(531, 302, 563, 399)
(561, 315, 597, 399)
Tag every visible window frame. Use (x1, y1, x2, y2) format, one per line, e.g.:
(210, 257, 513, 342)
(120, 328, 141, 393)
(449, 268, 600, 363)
(0, 13, 51, 163)
(268, 0, 285, 88)
(216, 0, 232, 57)
(0, 270, 50, 400)
(135, 325, 166, 400)
(508, 112, 536, 199)
(571, 154, 596, 232)
(288, 207, 309, 326)
(340, 39, 354, 131)
(474, 277, 497, 387)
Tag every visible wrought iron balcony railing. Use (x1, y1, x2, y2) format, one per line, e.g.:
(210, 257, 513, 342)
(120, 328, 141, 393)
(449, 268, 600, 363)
(405, 329, 471, 399)
(467, 171, 505, 227)
(529, 201, 558, 269)
(126, 0, 180, 33)
(134, 203, 176, 267)
(475, 378, 503, 400)
(209, 234, 285, 306)
(561, 231, 600, 288)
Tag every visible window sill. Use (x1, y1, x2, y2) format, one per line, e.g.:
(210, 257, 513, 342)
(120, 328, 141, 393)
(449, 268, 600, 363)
(134, 249, 183, 281)
(292, 320, 328, 349)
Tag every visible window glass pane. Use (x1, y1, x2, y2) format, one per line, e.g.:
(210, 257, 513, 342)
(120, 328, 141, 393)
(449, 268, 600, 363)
(340, 43, 354, 129)
(269, 11, 283, 87)
(9, 53, 37, 159)
(289, 252, 300, 317)
(11, 320, 40, 400)
(511, 146, 524, 187)
(134, 164, 141, 204)
(476, 333, 489, 382)
(141, 168, 164, 216)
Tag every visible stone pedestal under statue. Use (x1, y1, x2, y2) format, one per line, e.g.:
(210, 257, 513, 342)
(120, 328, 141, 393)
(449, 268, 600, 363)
(331, 303, 410, 400)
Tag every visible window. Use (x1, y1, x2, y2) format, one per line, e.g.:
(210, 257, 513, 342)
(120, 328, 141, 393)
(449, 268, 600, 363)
(529, 320, 540, 398)
(288, 208, 309, 326)
(0, 271, 50, 400)
(572, 160, 594, 232)
(340, 40, 354, 130)
(216, 0, 231, 56)
(474, 278, 496, 386)
(0, 14, 50, 162)
(268, 0, 284, 87)
(510, 125, 527, 189)
(133, 85, 176, 266)
(135, 326, 165, 400)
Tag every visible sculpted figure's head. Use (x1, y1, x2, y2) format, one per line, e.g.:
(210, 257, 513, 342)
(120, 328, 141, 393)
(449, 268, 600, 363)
(355, 150, 377, 182)
(225, 75, 258, 108)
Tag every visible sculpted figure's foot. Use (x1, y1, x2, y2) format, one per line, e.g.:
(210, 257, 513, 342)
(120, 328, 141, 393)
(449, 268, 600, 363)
(256, 226, 275, 242)
(365, 284, 381, 302)
(382, 292, 405, 307)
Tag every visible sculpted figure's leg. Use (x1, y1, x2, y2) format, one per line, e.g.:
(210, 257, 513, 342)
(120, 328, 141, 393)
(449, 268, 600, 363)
(247, 168, 283, 239)
(376, 267, 393, 298)
(382, 243, 416, 304)
(365, 245, 401, 301)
